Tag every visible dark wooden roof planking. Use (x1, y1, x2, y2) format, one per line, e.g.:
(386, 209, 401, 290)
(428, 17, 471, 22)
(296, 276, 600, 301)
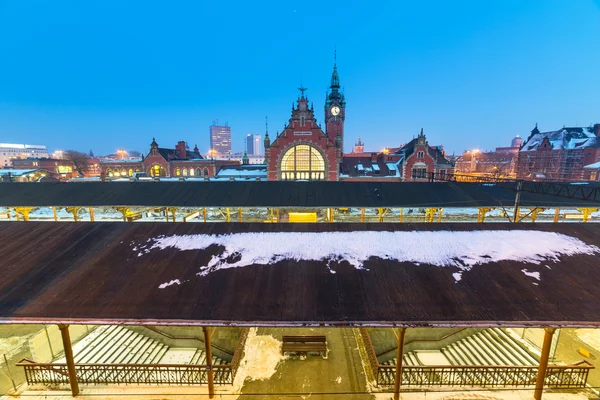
(1, 222, 600, 327)
(0, 181, 599, 208)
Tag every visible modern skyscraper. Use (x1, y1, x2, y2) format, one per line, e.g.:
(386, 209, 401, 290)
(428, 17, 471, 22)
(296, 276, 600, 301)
(209, 122, 232, 157)
(246, 134, 254, 155)
(253, 134, 262, 156)
(245, 134, 262, 156)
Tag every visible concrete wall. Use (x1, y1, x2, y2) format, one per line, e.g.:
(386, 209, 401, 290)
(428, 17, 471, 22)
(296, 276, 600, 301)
(553, 328, 600, 389)
(127, 326, 241, 362)
(28, 325, 91, 363)
(368, 327, 482, 363)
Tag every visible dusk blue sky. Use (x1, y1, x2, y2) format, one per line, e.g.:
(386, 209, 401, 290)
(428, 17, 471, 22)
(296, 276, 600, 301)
(1, 0, 599, 156)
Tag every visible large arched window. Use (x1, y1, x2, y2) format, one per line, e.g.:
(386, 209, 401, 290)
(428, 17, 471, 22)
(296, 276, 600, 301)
(280, 144, 325, 180)
(150, 164, 166, 177)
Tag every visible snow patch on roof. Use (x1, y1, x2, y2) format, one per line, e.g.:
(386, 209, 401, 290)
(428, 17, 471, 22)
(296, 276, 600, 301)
(139, 230, 599, 286)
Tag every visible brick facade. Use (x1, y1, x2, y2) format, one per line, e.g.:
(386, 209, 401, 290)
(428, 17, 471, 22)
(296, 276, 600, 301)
(516, 124, 600, 181)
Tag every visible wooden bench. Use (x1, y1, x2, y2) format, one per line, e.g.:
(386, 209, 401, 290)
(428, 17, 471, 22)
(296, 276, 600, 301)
(282, 335, 328, 358)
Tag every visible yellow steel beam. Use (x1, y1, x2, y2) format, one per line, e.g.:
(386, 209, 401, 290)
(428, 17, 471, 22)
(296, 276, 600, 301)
(577, 208, 599, 223)
(183, 210, 200, 222)
(65, 207, 81, 222)
(238, 208, 242, 223)
(53, 206, 57, 222)
(477, 208, 492, 223)
(114, 207, 130, 222)
(89, 207, 95, 222)
(553, 208, 560, 223)
(528, 208, 545, 223)
(378, 208, 385, 223)
(13, 207, 35, 222)
(399, 208, 403, 222)
(226, 207, 231, 223)
(360, 208, 365, 223)
(424, 208, 441, 223)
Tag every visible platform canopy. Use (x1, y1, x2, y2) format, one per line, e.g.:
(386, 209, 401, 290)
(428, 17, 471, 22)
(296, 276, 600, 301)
(0, 181, 599, 208)
(1, 222, 600, 327)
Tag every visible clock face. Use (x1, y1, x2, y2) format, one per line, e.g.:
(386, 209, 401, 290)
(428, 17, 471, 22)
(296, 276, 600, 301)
(331, 106, 340, 116)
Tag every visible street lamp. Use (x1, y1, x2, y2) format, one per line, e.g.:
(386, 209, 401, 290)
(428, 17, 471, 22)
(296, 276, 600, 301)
(117, 149, 127, 160)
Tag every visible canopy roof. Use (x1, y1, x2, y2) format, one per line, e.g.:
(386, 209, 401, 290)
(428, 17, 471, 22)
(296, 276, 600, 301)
(0, 181, 599, 208)
(1, 222, 600, 327)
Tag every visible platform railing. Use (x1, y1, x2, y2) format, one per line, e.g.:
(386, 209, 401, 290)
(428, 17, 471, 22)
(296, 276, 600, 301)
(376, 361, 594, 388)
(17, 359, 234, 385)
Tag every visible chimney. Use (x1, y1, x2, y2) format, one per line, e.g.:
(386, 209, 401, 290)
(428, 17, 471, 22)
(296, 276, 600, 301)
(594, 123, 600, 137)
(176, 141, 187, 159)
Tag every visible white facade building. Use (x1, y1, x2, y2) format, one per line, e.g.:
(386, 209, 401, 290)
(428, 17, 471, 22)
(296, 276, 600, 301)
(0, 143, 49, 168)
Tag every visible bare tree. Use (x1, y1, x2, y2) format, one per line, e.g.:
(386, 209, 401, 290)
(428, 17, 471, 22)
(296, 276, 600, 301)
(64, 150, 91, 176)
(129, 150, 142, 157)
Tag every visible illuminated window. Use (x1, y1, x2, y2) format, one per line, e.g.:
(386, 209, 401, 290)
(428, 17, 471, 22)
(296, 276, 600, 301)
(151, 164, 166, 177)
(128, 169, 133, 176)
(183, 168, 188, 176)
(120, 168, 127, 176)
(175, 168, 181, 176)
(280, 144, 325, 180)
(189, 168, 195, 176)
(107, 169, 113, 177)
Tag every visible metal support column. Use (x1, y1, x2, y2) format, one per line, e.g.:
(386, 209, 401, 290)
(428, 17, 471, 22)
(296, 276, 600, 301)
(89, 207, 95, 222)
(553, 208, 560, 223)
(394, 327, 407, 400)
(58, 324, 79, 397)
(202, 326, 215, 398)
(534, 328, 556, 400)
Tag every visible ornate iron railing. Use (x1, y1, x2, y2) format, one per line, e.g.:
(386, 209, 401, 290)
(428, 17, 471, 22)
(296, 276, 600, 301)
(377, 362, 593, 388)
(17, 359, 234, 386)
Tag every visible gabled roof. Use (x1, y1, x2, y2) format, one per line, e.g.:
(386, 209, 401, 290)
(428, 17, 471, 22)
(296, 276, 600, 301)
(393, 137, 452, 166)
(521, 127, 599, 152)
(157, 148, 203, 161)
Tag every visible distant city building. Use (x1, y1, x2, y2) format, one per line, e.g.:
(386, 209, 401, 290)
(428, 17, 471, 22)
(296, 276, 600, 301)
(224, 152, 265, 165)
(353, 137, 364, 153)
(12, 157, 75, 180)
(245, 134, 262, 156)
(340, 129, 453, 181)
(253, 134, 262, 156)
(246, 134, 254, 155)
(0, 143, 49, 168)
(517, 124, 600, 181)
(210, 123, 232, 156)
(454, 138, 521, 178)
(99, 138, 238, 179)
(511, 135, 523, 148)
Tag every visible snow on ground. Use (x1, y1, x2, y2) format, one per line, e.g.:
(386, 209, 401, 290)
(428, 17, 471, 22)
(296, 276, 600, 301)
(231, 328, 286, 394)
(0, 335, 31, 358)
(135, 230, 600, 286)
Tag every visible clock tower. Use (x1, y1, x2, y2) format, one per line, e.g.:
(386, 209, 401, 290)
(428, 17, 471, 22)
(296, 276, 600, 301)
(325, 53, 346, 153)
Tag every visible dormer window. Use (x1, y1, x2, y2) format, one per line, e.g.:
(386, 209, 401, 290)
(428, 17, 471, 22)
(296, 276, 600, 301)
(417, 151, 424, 158)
